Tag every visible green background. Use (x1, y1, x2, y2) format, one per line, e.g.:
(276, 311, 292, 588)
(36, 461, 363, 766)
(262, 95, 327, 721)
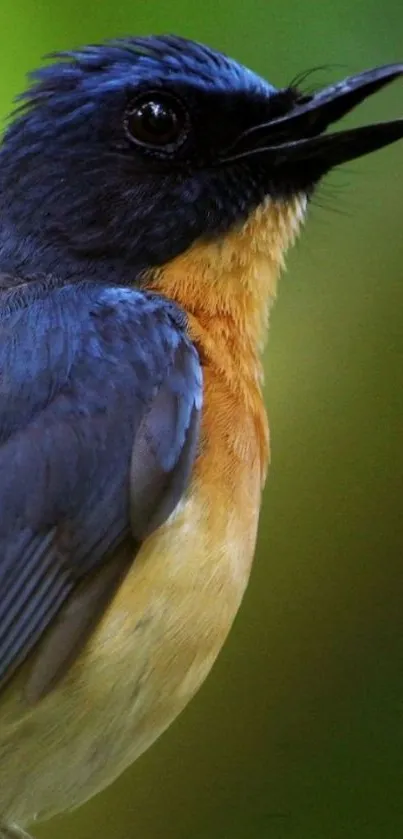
(1, 1, 403, 837)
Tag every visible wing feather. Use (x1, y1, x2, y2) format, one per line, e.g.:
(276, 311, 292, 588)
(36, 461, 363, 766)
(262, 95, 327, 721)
(0, 277, 202, 698)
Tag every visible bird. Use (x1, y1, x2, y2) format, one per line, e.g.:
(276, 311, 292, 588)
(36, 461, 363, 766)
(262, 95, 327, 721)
(0, 33, 401, 839)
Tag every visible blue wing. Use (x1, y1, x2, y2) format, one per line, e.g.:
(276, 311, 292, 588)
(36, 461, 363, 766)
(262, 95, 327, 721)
(0, 277, 202, 699)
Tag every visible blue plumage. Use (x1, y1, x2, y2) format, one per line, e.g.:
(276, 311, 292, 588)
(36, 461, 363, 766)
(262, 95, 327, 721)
(0, 277, 202, 691)
(0, 36, 280, 285)
(20, 36, 271, 110)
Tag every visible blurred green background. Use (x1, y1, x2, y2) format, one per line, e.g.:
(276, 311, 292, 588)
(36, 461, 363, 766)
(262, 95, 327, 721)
(1, 1, 403, 837)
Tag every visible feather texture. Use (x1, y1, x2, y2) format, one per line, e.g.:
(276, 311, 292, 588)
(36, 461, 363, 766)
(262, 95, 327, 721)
(0, 276, 202, 693)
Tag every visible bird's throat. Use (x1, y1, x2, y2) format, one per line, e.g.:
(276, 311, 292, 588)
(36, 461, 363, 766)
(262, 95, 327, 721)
(146, 195, 307, 379)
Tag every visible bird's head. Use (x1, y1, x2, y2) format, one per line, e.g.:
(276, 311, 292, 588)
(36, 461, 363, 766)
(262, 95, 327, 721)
(0, 34, 402, 332)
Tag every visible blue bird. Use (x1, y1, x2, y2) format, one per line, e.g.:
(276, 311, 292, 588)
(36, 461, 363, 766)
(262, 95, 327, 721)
(0, 34, 401, 839)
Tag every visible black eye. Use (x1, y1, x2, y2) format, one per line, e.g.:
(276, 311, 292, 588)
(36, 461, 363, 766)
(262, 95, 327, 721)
(124, 91, 189, 152)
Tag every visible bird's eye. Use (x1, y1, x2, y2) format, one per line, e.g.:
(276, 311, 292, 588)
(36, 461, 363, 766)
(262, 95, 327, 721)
(124, 91, 189, 152)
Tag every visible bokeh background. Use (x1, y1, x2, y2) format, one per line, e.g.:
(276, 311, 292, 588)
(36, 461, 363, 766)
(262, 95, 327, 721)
(1, 1, 403, 837)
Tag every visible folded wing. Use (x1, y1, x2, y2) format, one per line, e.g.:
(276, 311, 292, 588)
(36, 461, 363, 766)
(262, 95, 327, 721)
(0, 278, 202, 699)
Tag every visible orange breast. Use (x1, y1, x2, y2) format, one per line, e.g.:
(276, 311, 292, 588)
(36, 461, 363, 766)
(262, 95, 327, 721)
(189, 320, 269, 552)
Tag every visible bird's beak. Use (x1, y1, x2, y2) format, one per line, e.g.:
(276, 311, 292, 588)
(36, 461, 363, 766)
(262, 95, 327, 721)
(222, 64, 403, 172)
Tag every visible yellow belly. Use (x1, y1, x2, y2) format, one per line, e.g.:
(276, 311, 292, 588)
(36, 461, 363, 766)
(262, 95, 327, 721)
(0, 461, 262, 827)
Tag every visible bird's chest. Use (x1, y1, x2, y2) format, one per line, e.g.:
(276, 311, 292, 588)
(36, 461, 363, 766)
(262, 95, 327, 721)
(74, 387, 267, 788)
(0, 380, 268, 825)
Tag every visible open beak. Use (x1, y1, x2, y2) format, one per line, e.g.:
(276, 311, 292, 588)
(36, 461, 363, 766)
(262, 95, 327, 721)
(222, 64, 403, 172)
